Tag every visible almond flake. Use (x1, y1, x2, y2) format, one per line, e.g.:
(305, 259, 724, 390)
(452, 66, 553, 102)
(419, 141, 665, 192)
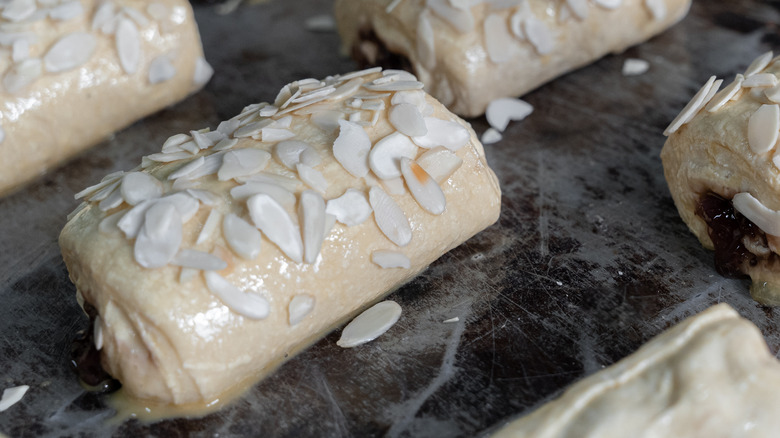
(3, 0, 35, 21)
(149, 55, 177, 84)
(289, 294, 315, 326)
(299, 190, 326, 264)
(120, 171, 162, 205)
(707, 74, 744, 112)
(371, 251, 410, 269)
(171, 249, 227, 271)
(401, 158, 446, 215)
(98, 188, 123, 211)
(567, 0, 589, 20)
(733, 192, 780, 236)
(486, 98, 534, 132)
(230, 182, 296, 208)
(369, 132, 419, 180)
(644, 0, 666, 20)
(416, 146, 463, 183)
(484, 13, 513, 63)
(196, 209, 221, 245)
(247, 194, 303, 263)
(369, 186, 412, 247)
(0, 386, 29, 412)
(745, 51, 774, 77)
(260, 128, 296, 142)
(742, 73, 778, 88)
(523, 16, 554, 55)
(218, 149, 271, 181)
(204, 271, 269, 320)
(223, 213, 262, 260)
(748, 104, 780, 155)
(333, 119, 372, 178)
(275, 140, 321, 170)
(193, 57, 213, 86)
(99, 210, 126, 234)
(213, 138, 239, 151)
(186, 189, 222, 207)
(328, 77, 364, 101)
(363, 80, 425, 92)
(326, 189, 373, 226)
(412, 117, 470, 150)
(593, 0, 622, 9)
(297, 163, 329, 194)
(134, 202, 183, 268)
(389, 103, 427, 137)
(622, 58, 649, 76)
(663, 76, 718, 136)
(238, 172, 300, 192)
(116, 18, 141, 74)
(168, 156, 205, 180)
(427, 0, 474, 33)
(481, 127, 503, 144)
(417, 10, 436, 70)
(43, 32, 96, 73)
(4, 58, 42, 93)
(337, 301, 402, 348)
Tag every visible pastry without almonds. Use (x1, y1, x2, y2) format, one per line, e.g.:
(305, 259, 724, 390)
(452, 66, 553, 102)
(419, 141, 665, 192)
(492, 304, 780, 437)
(661, 51, 780, 306)
(0, 0, 212, 196)
(59, 67, 501, 407)
(335, 0, 691, 117)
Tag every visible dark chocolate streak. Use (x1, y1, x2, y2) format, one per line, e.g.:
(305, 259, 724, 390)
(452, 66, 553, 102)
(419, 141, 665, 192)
(353, 27, 415, 74)
(696, 192, 762, 278)
(70, 303, 120, 393)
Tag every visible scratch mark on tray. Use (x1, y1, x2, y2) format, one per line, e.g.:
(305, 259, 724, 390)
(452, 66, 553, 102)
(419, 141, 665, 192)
(385, 320, 466, 438)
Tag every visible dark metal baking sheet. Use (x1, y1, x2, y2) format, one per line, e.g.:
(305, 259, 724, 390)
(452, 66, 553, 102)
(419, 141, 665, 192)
(2, 0, 779, 436)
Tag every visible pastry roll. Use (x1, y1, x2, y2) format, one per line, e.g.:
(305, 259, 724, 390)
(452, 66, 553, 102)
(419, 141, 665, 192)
(492, 304, 780, 437)
(334, 0, 691, 117)
(0, 0, 212, 196)
(661, 52, 780, 305)
(59, 67, 501, 407)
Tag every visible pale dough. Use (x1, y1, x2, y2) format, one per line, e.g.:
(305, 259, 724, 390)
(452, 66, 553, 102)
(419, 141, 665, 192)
(0, 0, 210, 196)
(59, 68, 501, 407)
(335, 0, 691, 117)
(492, 304, 780, 438)
(661, 56, 780, 305)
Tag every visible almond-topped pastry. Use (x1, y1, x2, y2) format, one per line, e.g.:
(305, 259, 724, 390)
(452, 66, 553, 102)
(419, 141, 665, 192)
(334, 0, 691, 117)
(0, 0, 212, 196)
(661, 51, 780, 306)
(59, 68, 501, 408)
(492, 304, 780, 437)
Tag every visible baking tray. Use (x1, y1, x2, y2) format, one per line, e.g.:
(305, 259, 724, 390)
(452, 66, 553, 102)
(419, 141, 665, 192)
(1, 0, 779, 436)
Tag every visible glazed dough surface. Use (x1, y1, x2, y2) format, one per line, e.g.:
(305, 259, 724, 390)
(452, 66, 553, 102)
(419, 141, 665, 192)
(492, 304, 780, 438)
(0, 0, 209, 196)
(59, 69, 501, 406)
(335, 0, 691, 117)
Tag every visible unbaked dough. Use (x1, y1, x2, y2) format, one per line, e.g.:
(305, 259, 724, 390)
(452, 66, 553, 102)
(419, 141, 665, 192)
(492, 303, 780, 437)
(59, 67, 501, 407)
(335, 0, 691, 117)
(661, 52, 780, 305)
(0, 0, 211, 196)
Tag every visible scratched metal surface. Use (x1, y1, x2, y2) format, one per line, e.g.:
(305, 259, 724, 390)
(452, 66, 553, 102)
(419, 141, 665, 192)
(1, 0, 779, 436)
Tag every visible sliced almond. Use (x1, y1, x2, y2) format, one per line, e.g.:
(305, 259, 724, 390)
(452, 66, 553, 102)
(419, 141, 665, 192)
(299, 190, 326, 264)
(369, 186, 412, 247)
(204, 271, 269, 320)
(247, 194, 303, 263)
(369, 132, 419, 179)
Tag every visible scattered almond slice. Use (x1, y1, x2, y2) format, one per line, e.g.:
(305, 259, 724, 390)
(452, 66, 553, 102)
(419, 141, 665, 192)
(622, 58, 649, 76)
(371, 251, 411, 269)
(299, 190, 326, 264)
(663, 75, 718, 136)
(369, 186, 412, 247)
(195, 209, 221, 245)
(484, 13, 513, 63)
(333, 119, 371, 178)
(742, 73, 778, 88)
(0, 386, 29, 412)
(325, 189, 373, 226)
(401, 158, 446, 215)
(337, 301, 402, 348)
(486, 98, 534, 132)
(275, 140, 321, 170)
(247, 194, 303, 263)
(120, 172, 162, 206)
(204, 271, 269, 320)
(745, 51, 774, 77)
(297, 163, 329, 194)
(388, 103, 427, 137)
(134, 202, 183, 269)
(230, 182, 296, 208)
(412, 117, 470, 151)
(707, 74, 744, 112)
(748, 104, 780, 155)
(370, 132, 419, 179)
(481, 128, 503, 145)
(416, 147, 463, 183)
(218, 149, 271, 181)
(289, 294, 315, 326)
(222, 213, 262, 260)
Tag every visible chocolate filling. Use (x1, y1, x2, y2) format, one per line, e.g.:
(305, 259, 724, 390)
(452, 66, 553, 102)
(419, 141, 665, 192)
(352, 27, 415, 74)
(696, 192, 770, 277)
(70, 303, 121, 393)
